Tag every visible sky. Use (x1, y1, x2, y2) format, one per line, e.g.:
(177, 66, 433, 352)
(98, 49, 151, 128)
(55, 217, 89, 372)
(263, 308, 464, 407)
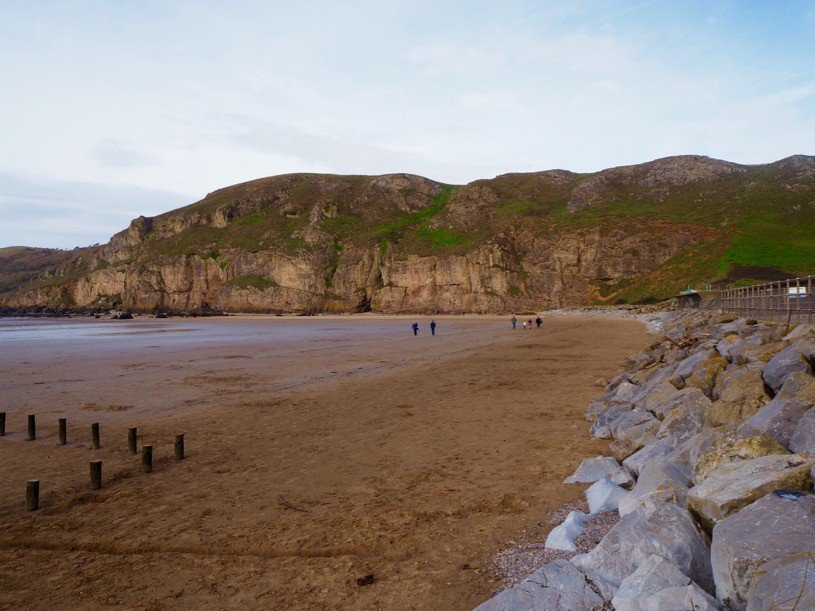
(1, 0, 815, 249)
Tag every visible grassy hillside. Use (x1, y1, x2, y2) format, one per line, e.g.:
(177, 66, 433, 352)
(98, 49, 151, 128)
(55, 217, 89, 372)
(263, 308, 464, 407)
(3, 155, 815, 308)
(0, 246, 74, 299)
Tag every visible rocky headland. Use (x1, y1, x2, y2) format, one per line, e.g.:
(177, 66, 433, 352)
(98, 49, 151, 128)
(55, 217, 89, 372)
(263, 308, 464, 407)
(479, 311, 815, 610)
(2, 154, 815, 314)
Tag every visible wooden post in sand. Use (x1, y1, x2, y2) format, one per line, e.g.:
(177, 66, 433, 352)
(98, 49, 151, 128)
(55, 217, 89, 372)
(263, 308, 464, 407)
(58, 418, 67, 445)
(91, 422, 100, 449)
(90, 460, 102, 490)
(174, 434, 184, 460)
(0, 411, 5, 436)
(27, 414, 36, 441)
(26, 480, 39, 511)
(142, 444, 153, 473)
(128, 427, 137, 454)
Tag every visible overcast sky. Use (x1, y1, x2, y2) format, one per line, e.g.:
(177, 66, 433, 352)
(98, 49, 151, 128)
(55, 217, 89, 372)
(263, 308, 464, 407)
(1, 0, 815, 249)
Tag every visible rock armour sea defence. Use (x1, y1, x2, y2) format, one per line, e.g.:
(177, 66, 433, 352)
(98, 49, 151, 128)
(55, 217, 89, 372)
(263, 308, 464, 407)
(478, 312, 815, 610)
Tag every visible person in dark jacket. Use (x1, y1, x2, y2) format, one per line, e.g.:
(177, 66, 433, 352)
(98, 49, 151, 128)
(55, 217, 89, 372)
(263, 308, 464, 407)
(511, 316, 517, 330)
(412, 322, 419, 336)
(535, 316, 542, 328)
(430, 320, 437, 336)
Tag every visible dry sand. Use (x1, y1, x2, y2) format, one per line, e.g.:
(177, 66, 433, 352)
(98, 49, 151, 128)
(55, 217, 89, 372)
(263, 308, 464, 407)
(0, 315, 648, 609)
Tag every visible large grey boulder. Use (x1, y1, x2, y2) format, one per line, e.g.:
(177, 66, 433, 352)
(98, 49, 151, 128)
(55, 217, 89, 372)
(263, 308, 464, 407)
(585, 478, 629, 513)
(610, 554, 689, 611)
(648, 387, 711, 420)
(609, 412, 661, 461)
(618, 461, 692, 516)
(564, 455, 635, 488)
(734, 341, 786, 366)
(658, 404, 705, 443)
(674, 348, 717, 381)
(623, 437, 677, 477)
(688, 454, 813, 529)
(762, 339, 815, 392)
(684, 355, 729, 398)
(743, 396, 810, 448)
(711, 493, 815, 610)
(790, 408, 815, 456)
(706, 367, 771, 426)
(692, 427, 788, 484)
(612, 380, 648, 405)
(717, 332, 763, 363)
(475, 559, 607, 610)
(746, 550, 815, 610)
(638, 583, 721, 610)
(609, 410, 656, 439)
(783, 323, 815, 342)
(590, 404, 632, 438)
(639, 381, 681, 413)
(777, 369, 815, 404)
(572, 500, 713, 593)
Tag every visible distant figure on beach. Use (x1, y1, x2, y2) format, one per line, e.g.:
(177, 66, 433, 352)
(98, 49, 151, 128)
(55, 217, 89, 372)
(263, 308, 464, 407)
(527, 318, 533, 329)
(521, 320, 528, 330)
(535, 316, 542, 328)
(430, 320, 437, 336)
(511, 316, 517, 330)
(412, 322, 419, 336)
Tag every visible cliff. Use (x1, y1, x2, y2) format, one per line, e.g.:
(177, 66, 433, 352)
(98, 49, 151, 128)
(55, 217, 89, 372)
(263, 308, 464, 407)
(4, 155, 815, 313)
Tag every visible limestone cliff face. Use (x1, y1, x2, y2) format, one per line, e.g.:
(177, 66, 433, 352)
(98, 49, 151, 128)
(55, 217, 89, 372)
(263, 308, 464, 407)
(6, 154, 814, 313)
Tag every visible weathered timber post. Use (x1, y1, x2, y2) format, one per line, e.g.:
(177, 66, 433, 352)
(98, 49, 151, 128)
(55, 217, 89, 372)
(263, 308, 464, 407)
(128, 427, 137, 454)
(26, 480, 40, 511)
(0, 411, 5, 436)
(58, 418, 67, 445)
(90, 459, 102, 490)
(174, 434, 184, 460)
(91, 422, 100, 449)
(27, 414, 36, 441)
(142, 444, 153, 473)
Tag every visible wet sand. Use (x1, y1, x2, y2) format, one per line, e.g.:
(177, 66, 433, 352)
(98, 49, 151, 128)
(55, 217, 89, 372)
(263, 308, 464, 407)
(0, 315, 648, 609)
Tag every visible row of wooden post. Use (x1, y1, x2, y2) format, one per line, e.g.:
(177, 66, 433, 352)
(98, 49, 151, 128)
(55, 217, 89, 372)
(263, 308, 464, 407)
(0, 413, 185, 511)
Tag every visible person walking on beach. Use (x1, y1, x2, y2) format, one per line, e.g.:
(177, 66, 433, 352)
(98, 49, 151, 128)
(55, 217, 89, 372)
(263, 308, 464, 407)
(412, 321, 419, 336)
(430, 320, 437, 336)
(535, 316, 542, 329)
(511, 316, 517, 330)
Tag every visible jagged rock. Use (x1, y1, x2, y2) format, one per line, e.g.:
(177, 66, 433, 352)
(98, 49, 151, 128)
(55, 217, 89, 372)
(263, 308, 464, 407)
(475, 559, 607, 610)
(711, 493, 815, 610)
(610, 410, 660, 444)
(618, 461, 692, 516)
(687, 454, 813, 528)
(734, 341, 786, 366)
(585, 478, 628, 513)
(571, 500, 713, 592)
(693, 428, 788, 483)
(746, 550, 815, 611)
(648, 387, 711, 420)
(564, 456, 635, 488)
(716, 333, 762, 363)
(762, 339, 815, 392)
(776, 370, 815, 404)
(545, 510, 590, 552)
(610, 555, 689, 611)
(743, 396, 810, 448)
(685, 356, 729, 398)
(590, 404, 633, 438)
(674, 349, 717, 382)
(638, 583, 720, 610)
(110, 310, 133, 319)
(605, 373, 632, 393)
(706, 367, 770, 426)
(658, 404, 705, 443)
(611, 380, 647, 405)
(667, 428, 718, 471)
(639, 381, 681, 413)
(623, 437, 677, 477)
(587, 398, 632, 421)
(790, 409, 815, 455)
(783, 323, 815, 342)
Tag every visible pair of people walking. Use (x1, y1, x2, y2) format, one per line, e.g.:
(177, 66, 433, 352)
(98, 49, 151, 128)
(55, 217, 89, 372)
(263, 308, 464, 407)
(511, 316, 542, 330)
(412, 320, 437, 336)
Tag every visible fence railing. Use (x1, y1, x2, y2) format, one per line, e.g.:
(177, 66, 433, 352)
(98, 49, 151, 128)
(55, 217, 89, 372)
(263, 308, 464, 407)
(704, 274, 815, 324)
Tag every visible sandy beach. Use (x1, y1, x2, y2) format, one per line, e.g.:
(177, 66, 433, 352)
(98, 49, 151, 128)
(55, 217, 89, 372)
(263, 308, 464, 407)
(0, 314, 648, 609)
